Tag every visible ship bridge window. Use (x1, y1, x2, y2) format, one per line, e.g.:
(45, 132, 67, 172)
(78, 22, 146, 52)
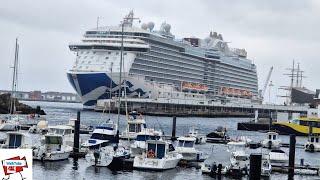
(124, 52, 127, 55)
(108, 52, 111, 54)
(105, 57, 109, 59)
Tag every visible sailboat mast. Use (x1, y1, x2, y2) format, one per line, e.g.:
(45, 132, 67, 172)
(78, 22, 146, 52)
(9, 38, 19, 114)
(117, 22, 124, 129)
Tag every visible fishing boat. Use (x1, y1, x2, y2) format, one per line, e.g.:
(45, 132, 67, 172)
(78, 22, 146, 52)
(188, 126, 206, 144)
(33, 134, 72, 161)
(261, 131, 281, 149)
(130, 128, 162, 157)
(175, 136, 204, 161)
(0, 131, 32, 149)
(133, 140, 182, 170)
(269, 149, 289, 165)
(120, 111, 147, 140)
(273, 117, 320, 136)
(305, 135, 320, 152)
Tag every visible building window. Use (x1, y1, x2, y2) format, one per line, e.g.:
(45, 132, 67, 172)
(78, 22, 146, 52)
(105, 57, 109, 59)
(108, 52, 111, 54)
(124, 52, 127, 55)
(116, 52, 119, 55)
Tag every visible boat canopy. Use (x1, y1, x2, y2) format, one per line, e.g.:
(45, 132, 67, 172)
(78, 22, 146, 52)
(147, 140, 166, 159)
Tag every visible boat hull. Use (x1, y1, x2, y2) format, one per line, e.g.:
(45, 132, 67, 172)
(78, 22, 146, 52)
(272, 123, 320, 136)
(133, 155, 182, 171)
(67, 71, 150, 108)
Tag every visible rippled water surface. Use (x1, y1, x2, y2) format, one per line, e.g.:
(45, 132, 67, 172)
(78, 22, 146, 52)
(1, 101, 319, 180)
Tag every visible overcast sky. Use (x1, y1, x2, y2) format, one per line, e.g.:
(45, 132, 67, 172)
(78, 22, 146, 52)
(1, 0, 319, 103)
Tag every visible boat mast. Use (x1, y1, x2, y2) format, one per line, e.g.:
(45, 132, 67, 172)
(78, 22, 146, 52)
(109, 62, 113, 120)
(117, 21, 124, 131)
(9, 38, 19, 114)
(117, 11, 139, 130)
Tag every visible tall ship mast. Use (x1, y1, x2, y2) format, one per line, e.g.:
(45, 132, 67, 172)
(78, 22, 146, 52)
(67, 11, 259, 108)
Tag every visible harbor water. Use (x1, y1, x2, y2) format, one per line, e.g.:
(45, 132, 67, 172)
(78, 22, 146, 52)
(1, 101, 319, 180)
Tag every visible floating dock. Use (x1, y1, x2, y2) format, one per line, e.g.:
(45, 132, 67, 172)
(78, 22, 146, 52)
(95, 98, 308, 117)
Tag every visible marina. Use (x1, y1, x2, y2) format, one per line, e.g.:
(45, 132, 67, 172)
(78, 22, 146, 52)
(1, 2, 320, 180)
(1, 101, 320, 179)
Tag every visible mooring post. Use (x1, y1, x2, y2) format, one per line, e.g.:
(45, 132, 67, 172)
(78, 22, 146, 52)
(171, 116, 176, 141)
(288, 134, 296, 180)
(249, 153, 262, 180)
(73, 111, 80, 155)
(309, 124, 313, 136)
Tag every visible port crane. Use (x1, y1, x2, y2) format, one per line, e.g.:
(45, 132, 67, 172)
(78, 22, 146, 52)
(260, 66, 273, 102)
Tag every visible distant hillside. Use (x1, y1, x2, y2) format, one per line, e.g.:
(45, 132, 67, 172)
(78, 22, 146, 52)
(0, 93, 45, 115)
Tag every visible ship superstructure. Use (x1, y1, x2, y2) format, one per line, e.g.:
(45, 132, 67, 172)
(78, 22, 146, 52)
(67, 11, 258, 108)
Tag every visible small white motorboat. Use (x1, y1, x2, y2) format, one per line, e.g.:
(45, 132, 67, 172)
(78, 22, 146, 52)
(82, 121, 119, 167)
(133, 140, 182, 170)
(269, 149, 289, 165)
(0, 131, 32, 149)
(33, 134, 72, 161)
(130, 128, 162, 157)
(175, 136, 204, 161)
(0, 117, 19, 131)
(188, 126, 206, 144)
(121, 111, 147, 140)
(261, 131, 281, 149)
(261, 154, 272, 177)
(225, 141, 249, 177)
(305, 135, 320, 152)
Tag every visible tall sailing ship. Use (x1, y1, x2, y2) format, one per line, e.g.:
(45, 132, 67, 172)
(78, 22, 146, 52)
(67, 11, 259, 108)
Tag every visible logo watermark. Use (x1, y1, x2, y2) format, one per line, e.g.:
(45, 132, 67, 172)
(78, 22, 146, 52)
(0, 149, 32, 180)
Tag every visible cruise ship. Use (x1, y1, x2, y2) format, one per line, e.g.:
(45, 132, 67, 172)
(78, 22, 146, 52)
(67, 11, 259, 108)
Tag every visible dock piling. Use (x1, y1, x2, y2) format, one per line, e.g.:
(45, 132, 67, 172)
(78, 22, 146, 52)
(73, 111, 80, 154)
(288, 134, 296, 180)
(249, 153, 262, 180)
(171, 116, 177, 141)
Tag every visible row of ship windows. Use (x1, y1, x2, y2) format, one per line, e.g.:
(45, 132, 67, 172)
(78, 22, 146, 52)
(130, 68, 200, 83)
(146, 52, 205, 70)
(137, 55, 258, 84)
(132, 62, 203, 81)
(150, 43, 205, 62)
(135, 54, 258, 86)
(85, 31, 149, 37)
(78, 51, 128, 56)
(150, 47, 205, 67)
(131, 66, 257, 91)
(83, 39, 145, 45)
(138, 56, 204, 74)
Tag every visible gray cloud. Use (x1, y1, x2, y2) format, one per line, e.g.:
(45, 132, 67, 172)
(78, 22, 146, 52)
(0, 0, 319, 104)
